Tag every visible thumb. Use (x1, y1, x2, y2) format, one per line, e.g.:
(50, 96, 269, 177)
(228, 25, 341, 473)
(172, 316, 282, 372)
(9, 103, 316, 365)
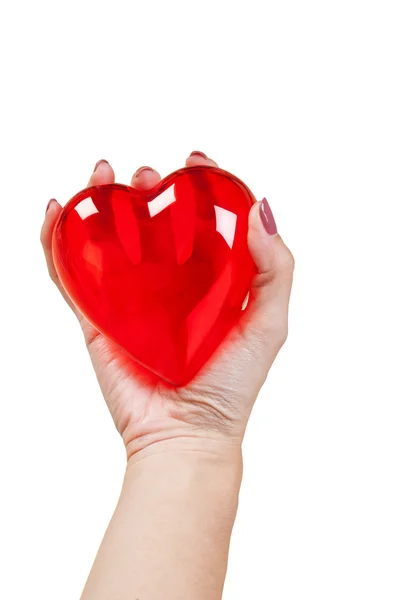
(243, 198, 295, 355)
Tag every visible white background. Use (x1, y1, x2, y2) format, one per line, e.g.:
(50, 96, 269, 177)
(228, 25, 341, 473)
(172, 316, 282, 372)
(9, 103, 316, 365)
(1, 1, 399, 598)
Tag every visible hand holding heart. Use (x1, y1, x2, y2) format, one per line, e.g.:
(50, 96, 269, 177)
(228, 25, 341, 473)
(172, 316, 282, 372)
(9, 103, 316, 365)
(40, 152, 294, 462)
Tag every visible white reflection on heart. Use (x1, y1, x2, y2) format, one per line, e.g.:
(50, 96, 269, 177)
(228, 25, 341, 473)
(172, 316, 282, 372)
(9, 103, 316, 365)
(214, 205, 237, 249)
(148, 184, 177, 217)
(75, 197, 99, 220)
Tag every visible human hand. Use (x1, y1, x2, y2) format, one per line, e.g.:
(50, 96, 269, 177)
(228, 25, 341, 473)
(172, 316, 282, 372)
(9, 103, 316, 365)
(40, 151, 294, 462)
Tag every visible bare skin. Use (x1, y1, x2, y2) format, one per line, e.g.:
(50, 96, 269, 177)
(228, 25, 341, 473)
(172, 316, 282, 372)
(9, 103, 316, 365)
(40, 151, 294, 599)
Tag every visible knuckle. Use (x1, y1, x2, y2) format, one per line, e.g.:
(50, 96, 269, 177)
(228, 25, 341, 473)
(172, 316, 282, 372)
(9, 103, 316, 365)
(277, 323, 289, 346)
(273, 250, 295, 278)
(252, 312, 289, 349)
(47, 266, 58, 283)
(279, 248, 295, 273)
(268, 320, 288, 347)
(39, 229, 46, 247)
(49, 271, 58, 284)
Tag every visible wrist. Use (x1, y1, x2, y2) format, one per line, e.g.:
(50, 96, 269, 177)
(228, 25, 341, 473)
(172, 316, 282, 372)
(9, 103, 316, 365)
(124, 436, 243, 507)
(125, 424, 243, 465)
(127, 435, 243, 474)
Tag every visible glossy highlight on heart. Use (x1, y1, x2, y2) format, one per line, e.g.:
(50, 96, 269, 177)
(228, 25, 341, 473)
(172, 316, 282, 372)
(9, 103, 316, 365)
(52, 166, 257, 384)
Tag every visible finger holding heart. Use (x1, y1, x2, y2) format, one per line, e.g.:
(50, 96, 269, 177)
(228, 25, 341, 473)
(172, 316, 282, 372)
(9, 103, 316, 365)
(40, 150, 216, 321)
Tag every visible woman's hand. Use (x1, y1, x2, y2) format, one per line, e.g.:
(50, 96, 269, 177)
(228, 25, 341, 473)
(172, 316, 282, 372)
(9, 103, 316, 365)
(40, 151, 294, 463)
(42, 152, 295, 598)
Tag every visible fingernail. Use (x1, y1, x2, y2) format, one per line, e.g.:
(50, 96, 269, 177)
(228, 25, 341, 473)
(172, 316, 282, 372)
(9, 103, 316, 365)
(260, 197, 277, 235)
(93, 159, 109, 172)
(134, 166, 155, 177)
(46, 198, 56, 214)
(190, 150, 208, 159)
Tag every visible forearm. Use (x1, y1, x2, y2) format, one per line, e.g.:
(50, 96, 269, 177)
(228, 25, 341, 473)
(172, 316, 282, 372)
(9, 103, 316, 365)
(80, 439, 243, 600)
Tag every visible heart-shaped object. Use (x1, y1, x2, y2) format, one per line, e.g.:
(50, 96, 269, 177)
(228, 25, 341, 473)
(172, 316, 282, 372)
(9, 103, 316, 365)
(52, 166, 256, 385)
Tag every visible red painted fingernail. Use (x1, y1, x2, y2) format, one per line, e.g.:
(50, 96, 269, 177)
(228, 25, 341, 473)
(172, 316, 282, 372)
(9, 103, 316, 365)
(134, 166, 155, 177)
(46, 199, 56, 214)
(93, 159, 109, 172)
(260, 198, 277, 235)
(190, 150, 208, 159)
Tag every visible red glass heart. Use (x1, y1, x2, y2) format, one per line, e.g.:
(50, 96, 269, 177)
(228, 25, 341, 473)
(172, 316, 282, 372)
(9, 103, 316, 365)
(52, 166, 256, 385)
